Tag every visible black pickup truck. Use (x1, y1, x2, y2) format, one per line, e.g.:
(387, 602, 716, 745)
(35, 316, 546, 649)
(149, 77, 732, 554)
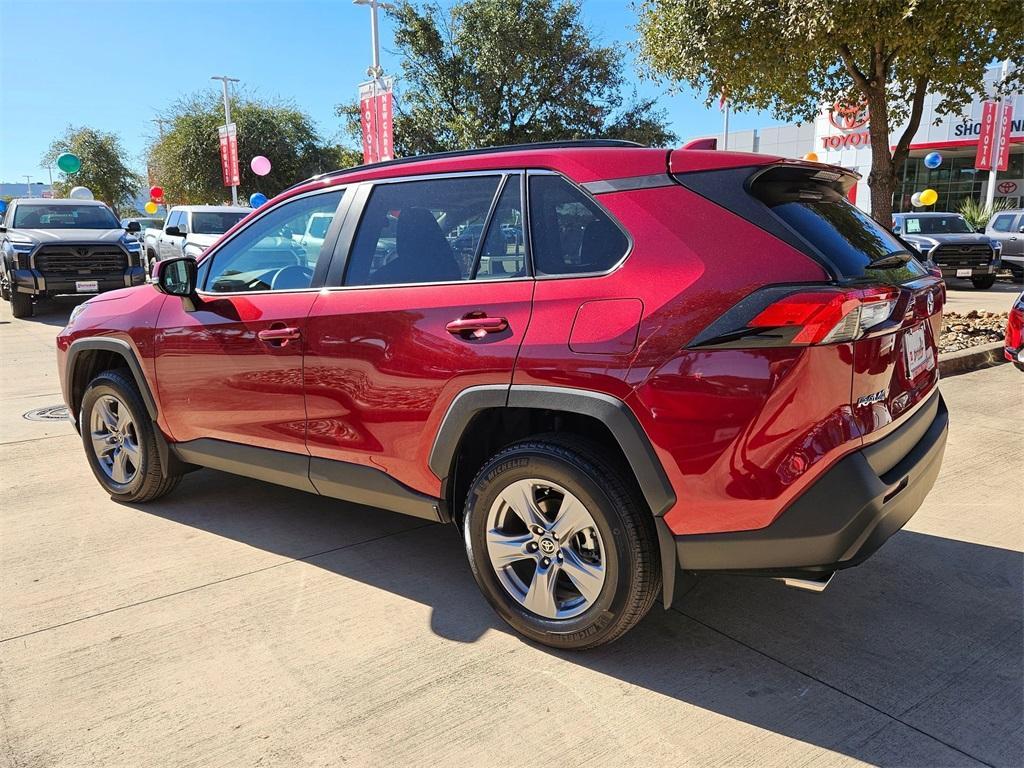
(892, 211, 1003, 290)
(0, 198, 146, 318)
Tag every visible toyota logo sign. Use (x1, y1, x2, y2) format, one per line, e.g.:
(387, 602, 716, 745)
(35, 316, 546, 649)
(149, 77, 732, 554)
(997, 181, 1018, 195)
(828, 101, 870, 131)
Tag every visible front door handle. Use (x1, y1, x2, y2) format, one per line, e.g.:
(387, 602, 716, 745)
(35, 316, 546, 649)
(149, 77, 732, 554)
(446, 314, 509, 339)
(258, 326, 302, 347)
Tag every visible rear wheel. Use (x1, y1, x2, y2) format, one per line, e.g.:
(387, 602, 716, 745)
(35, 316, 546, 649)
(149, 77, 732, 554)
(971, 275, 997, 290)
(9, 289, 32, 318)
(463, 436, 660, 650)
(80, 370, 181, 502)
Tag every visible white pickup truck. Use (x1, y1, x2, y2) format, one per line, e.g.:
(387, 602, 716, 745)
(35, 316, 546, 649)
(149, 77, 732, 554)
(143, 205, 248, 267)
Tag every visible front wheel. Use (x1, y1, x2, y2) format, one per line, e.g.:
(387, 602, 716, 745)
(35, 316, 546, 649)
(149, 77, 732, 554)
(463, 437, 660, 650)
(971, 275, 997, 290)
(80, 370, 181, 502)
(9, 289, 32, 318)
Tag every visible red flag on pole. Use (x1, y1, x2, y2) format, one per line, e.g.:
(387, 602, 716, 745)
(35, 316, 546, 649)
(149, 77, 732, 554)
(975, 101, 998, 171)
(995, 102, 1014, 172)
(359, 77, 395, 164)
(218, 123, 239, 187)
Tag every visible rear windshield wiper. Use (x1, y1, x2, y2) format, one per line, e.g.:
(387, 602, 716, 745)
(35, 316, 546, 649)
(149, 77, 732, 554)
(866, 252, 912, 269)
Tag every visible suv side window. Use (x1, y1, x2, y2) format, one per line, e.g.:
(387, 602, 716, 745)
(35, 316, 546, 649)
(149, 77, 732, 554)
(474, 177, 527, 280)
(343, 175, 502, 286)
(991, 214, 1016, 232)
(528, 174, 628, 276)
(203, 190, 344, 293)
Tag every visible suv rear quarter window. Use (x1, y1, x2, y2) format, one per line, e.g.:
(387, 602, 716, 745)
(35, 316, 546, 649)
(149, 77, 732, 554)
(528, 174, 628, 276)
(991, 214, 1016, 232)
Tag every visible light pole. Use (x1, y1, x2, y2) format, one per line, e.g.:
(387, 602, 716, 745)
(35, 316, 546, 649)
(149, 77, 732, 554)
(984, 59, 1011, 211)
(211, 75, 241, 205)
(23, 175, 32, 197)
(353, 0, 394, 79)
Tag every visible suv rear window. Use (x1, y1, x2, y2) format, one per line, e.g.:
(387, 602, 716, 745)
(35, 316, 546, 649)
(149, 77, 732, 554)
(752, 168, 926, 284)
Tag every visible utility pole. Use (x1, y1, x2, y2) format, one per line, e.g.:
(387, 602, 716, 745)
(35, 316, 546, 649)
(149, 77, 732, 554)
(984, 59, 1011, 211)
(211, 75, 241, 205)
(151, 117, 170, 139)
(23, 175, 32, 197)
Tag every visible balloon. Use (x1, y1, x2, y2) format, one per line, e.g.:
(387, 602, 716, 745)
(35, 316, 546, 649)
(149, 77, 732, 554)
(56, 152, 81, 174)
(249, 192, 268, 208)
(923, 152, 942, 169)
(0, 200, 7, 214)
(150, 185, 164, 200)
(144, 201, 159, 215)
(911, 192, 923, 207)
(803, 152, 819, 162)
(920, 188, 938, 206)
(250, 156, 271, 176)
(69, 186, 94, 200)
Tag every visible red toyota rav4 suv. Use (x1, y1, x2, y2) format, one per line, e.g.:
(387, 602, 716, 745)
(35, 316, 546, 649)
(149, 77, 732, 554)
(57, 140, 948, 649)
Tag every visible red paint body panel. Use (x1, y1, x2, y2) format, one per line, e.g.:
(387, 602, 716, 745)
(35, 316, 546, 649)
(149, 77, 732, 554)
(569, 299, 643, 355)
(303, 281, 534, 497)
(153, 292, 318, 452)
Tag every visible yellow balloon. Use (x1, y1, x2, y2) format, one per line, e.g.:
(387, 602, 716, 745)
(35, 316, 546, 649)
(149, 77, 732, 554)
(803, 152, 819, 162)
(919, 189, 938, 206)
(144, 201, 158, 215)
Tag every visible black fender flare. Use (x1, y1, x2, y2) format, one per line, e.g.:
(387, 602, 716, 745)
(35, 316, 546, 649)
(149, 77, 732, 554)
(429, 384, 676, 518)
(64, 337, 159, 421)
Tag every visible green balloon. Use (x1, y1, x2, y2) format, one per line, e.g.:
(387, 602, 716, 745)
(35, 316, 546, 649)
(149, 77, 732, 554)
(56, 153, 81, 174)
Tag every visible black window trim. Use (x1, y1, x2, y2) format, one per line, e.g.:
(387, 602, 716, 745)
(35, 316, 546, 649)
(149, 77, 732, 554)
(470, 174, 530, 280)
(195, 186, 352, 296)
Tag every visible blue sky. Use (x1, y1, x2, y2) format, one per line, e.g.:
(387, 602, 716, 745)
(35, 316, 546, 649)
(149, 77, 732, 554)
(0, 0, 780, 184)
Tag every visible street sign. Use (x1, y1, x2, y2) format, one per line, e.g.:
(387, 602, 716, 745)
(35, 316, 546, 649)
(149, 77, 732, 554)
(975, 100, 997, 170)
(359, 78, 394, 164)
(217, 122, 240, 187)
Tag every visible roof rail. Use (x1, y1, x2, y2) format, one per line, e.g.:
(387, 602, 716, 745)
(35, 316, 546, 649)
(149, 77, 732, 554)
(285, 139, 645, 193)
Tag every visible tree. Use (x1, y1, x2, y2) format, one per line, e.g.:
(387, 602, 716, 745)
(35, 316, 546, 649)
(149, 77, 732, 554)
(43, 127, 142, 215)
(336, 0, 676, 156)
(637, 0, 1022, 223)
(149, 91, 341, 205)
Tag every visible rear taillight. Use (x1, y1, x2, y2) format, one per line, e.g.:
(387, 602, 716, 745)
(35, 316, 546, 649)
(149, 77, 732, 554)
(692, 285, 900, 349)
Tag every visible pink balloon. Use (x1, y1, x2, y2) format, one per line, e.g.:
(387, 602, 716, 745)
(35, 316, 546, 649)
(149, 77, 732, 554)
(250, 155, 271, 176)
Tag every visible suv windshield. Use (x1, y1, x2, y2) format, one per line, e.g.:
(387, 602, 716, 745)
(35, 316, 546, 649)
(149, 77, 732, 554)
(192, 211, 246, 234)
(13, 204, 120, 230)
(900, 215, 973, 235)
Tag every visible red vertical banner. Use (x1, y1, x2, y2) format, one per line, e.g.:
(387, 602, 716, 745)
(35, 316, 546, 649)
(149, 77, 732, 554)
(359, 78, 395, 164)
(995, 102, 1014, 172)
(975, 100, 997, 170)
(218, 123, 240, 187)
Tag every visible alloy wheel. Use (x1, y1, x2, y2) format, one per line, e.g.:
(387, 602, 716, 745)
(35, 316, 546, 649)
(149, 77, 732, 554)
(485, 478, 606, 620)
(89, 394, 141, 485)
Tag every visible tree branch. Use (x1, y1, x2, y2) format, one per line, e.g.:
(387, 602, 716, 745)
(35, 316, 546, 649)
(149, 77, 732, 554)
(893, 75, 930, 162)
(837, 43, 870, 90)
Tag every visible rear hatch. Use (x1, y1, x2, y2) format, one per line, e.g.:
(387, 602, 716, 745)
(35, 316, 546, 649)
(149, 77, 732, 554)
(675, 160, 943, 448)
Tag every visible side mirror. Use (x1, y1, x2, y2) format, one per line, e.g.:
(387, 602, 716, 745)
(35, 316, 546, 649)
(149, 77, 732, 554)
(976, 227, 986, 234)
(165, 225, 183, 237)
(1018, 226, 1024, 233)
(126, 221, 141, 233)
(154, 257, 198, 298)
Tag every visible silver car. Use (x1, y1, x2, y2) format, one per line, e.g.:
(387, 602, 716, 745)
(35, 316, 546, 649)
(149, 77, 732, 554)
(985, 209, 1024, 283)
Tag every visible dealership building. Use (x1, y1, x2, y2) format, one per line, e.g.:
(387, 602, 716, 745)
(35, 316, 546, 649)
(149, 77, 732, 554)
(692, 64, 1023, 215)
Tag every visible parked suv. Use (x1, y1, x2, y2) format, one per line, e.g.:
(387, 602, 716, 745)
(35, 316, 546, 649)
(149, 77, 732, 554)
(892, 211, 1002, 289)
(1, 198, 146, 318)
(144, 205, 247, 266)
(985, 208, 1024, 283)
(57, 141, 948, 649)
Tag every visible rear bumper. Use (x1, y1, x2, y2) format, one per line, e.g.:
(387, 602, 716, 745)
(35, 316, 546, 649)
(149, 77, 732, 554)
(13, 267, 145, 295)
(664, 390, 948, 585)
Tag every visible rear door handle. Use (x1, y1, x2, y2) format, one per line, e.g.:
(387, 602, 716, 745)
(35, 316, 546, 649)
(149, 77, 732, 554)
(446, 315, 509, 338)
(258, 326, 302, 346)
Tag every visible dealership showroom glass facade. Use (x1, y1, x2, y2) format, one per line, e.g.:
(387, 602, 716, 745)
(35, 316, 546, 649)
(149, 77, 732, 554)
(692, 63, 1023, 216)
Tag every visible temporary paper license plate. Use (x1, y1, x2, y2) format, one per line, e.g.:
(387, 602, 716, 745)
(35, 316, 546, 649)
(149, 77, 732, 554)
(956, 268, 972, 277)
(75, 280, 99, 293)
(904, 325, 931, 379)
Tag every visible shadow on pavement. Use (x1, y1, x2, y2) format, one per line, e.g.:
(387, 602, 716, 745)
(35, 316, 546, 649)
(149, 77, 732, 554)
(14, 296, 87, 327)
(131, 469, 1023, 767)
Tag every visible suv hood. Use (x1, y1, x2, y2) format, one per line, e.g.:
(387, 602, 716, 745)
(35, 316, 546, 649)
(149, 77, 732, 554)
(13, 228, 127, 245)
(902, 232, 990, 246)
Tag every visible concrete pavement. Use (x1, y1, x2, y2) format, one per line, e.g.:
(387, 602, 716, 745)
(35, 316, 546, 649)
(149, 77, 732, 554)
(1, 297, 1022, 768)
(943, 278, 1021, 315)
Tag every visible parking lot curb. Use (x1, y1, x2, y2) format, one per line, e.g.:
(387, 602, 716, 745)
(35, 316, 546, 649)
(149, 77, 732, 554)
(939, 341, 1007, 377)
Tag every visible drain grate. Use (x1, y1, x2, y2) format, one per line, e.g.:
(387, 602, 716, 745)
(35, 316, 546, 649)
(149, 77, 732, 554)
(23, 404, 71, 422)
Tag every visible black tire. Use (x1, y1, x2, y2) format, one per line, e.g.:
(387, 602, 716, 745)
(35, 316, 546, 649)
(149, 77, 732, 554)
(463, 435, 660, 650)
(80, 370, 181, 503)
(10, 290, 32, 318)
(1011, 266, 1024, 284)
(971, 275, 997, 290)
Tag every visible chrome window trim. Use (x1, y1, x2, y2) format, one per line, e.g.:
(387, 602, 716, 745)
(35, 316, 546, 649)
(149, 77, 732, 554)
(196, 185, 350, 296)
